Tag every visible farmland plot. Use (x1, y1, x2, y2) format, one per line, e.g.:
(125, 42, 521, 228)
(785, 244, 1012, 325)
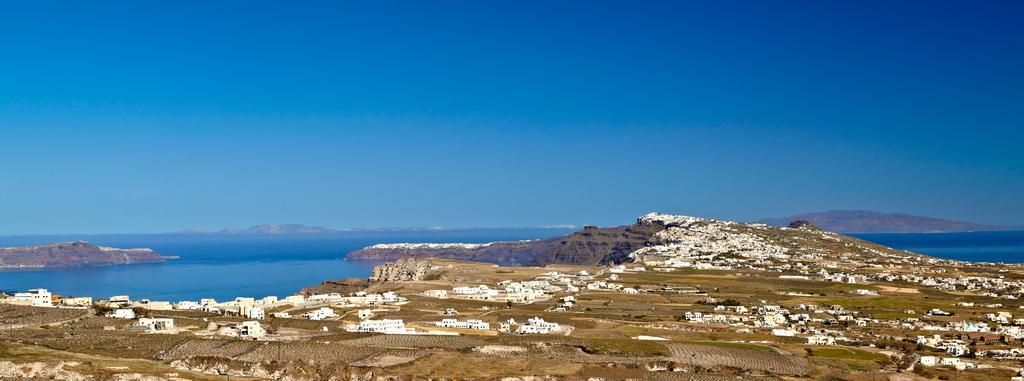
(664, 343, 810, 375)
(337, 334, 485, 349)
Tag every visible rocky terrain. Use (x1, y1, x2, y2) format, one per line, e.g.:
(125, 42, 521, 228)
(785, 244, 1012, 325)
(368, 257, 447, 282)
(300, 278, 370, 296)
(0, 241, 167, 270)
(758, 210, 1007, 233)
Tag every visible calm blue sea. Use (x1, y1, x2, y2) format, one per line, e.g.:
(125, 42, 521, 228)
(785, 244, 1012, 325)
(854, 230, 1024, 263)
(3, 229, 1022, 301)
(0, 229, 572, 301)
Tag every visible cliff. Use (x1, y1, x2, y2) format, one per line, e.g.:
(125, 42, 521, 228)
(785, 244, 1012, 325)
(348, 221, 665, 266)
(368, 258, 449, 282)
(0, 241, 167, 270)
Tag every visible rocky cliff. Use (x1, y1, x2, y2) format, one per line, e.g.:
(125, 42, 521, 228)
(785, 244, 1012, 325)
(368, 258, 448, 282)
(348, 221, 666, 266)
(0, 241, 167, 269)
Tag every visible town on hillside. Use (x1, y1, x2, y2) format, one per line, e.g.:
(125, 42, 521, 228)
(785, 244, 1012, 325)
(4, 213, 1024, 380)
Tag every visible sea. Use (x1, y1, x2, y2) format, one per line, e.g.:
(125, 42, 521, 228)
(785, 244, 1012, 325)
(0, 228, 573, 301)
(1, 229, 1022, 302)
(852, 230, 1024, 263)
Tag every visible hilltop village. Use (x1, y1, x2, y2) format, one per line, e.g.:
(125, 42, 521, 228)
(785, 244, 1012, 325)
(3, 213, 1024, 380)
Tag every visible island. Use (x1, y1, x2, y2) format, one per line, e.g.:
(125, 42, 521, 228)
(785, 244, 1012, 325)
(757, 210, 1008, 233)
(0, 241, 168, 270)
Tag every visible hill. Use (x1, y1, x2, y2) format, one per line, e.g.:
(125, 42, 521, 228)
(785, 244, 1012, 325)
(0, 241, 167, 270)
(347, 212, 919, 267)
(756, 210, 1006, 233)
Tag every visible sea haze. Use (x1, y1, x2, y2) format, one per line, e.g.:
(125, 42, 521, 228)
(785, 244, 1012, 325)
(0, 228, 573, 301)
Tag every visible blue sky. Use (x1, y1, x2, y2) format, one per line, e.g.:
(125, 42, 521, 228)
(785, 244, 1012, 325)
(1, 1, 1022, 234)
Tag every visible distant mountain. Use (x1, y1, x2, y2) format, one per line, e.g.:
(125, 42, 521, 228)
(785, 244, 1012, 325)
(176, 224, 341, 235)
(172, 224, 570, 235)
(233, 224, 338, 234)
(756, 210, 1007, 234)
(0, 241, 168, 270)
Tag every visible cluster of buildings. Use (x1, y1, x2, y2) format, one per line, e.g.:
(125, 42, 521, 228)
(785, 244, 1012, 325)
(346, 318, 410, 334)
(424, 281, 553, 304)
(628, 213, 793, 271)
(498, 317, 562, 334)
(434, 318, 490, 330)
(0, 288, 93, 308)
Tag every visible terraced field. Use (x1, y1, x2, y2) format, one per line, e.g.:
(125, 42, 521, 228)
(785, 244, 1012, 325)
(336, 334, 485, 349)
(235, 342, 382, 364)
(158, 339, 262, 360)
(664, 343, 810, 375)
(0, 305, 88, 328)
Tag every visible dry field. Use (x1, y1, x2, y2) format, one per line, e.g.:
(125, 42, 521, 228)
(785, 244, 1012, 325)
(0, 305, 88, 328)
(664, 343, 810, 375)
(336, 334, 485, 349)
(157, 339, 262, 360)
(235, 342, 382, 364)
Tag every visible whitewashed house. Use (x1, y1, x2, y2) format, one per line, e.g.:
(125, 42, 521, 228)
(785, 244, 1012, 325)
(435, 319, 490, 330)
(303, 307, 337, 321)
(107, 308, 136, 319)
(13, 289, 53, 307)
(239, 321, 266, 339)
(516, 317, 561, 334)
(354, 319, 406, 333)
(137, 318, 175, 333)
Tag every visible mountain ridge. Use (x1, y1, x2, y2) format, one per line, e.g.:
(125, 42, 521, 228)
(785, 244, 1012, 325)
(756, 210, 1007, 233)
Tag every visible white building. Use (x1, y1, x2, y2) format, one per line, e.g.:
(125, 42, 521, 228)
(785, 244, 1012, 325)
(355, 319, 406, 333)
(107, 308, 136, 319)
(239, 321, 266, 339)
(303, 307, 338, 321)
(435, 319, 490, 330)
(137, 318, 175, 333)
(947, 344, 968, 357)
(516, 317, 561, 334)
(135, 300, 172, 311)
(246, 306, 265, 320)
(175, 301, 202, 310)
(806, 335, 836, 345)
(108, 295, 131, 307)
(61, 297, 92, 308)
(13, 289, 53, 307)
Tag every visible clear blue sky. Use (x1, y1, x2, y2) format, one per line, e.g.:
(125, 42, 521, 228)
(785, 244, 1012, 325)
(1, 1, 1022, 234)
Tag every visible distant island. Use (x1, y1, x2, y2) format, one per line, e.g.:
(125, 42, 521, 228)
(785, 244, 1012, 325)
(175, 223, 450, 235)
(0, 241, 168, 270)
(173, 223, 574, 235)
(348, 224, 659, 266)
(756, 210, 1008, 233)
